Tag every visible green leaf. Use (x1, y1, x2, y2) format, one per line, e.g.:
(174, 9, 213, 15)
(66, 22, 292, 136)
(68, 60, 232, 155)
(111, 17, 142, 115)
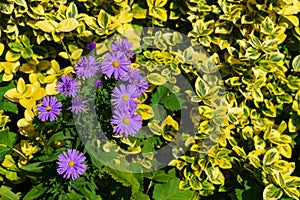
(0, 129, 17, 160)
(235, 179, 263, 200)
(132, 192, 150, 200)
(153, 178, 194, 200)
(20, 162, 43, 173)
(48, 131, 74, 144)
(0, 186, 20, 200)
(235, 188, 244, 200)
(103, 167, 140, 193)
(23, 183, 47, 200)
(0, 99, 18, 114)
(161, 93, 185, 111)
(0, 81, 15, 100)
(144, 168, 176, 183)
(151, 85, 170, 105)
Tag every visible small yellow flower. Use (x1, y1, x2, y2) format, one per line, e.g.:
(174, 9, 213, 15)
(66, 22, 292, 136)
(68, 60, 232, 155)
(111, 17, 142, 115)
(20, 140, 38, 159)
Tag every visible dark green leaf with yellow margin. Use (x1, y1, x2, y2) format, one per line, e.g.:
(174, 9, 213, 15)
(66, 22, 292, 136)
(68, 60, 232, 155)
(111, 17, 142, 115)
(263, 184, 283, 200)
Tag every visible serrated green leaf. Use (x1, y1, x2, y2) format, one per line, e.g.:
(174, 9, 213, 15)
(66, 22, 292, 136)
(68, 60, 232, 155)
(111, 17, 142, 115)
(151, 85, 170, 105)
(161, 93, 185, 111)
(132, 192, 150, 200)
(144, 168, 176, 183)
(103, 167, 140, 193)
(0, 100, 18, 114)
(153, 178, 194, 200)
(0, 130, 17, 160)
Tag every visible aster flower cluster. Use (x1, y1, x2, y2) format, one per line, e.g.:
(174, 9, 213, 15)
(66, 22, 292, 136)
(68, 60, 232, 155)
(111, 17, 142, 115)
(100, 39, 148, 137)
(35, 39, 147, 180)
(36, 42, 101, 122)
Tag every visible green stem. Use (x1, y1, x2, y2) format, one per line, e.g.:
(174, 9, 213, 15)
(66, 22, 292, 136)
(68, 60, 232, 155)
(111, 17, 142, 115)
(12, 148, 28, 160)
(60, 40, 75, 66)
(146, 180, 153, 194)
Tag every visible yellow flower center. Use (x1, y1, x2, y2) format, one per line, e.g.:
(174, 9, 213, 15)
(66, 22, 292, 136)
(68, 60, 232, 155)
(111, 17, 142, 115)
(122, 95, 129, 102)
(68, 161, 75, 167)
(112, 60, 120, 68)
(46, 106, 52, 111)
(123, 117, 130, 125)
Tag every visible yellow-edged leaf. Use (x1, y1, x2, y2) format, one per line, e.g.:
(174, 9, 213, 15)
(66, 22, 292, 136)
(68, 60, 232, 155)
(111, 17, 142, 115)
(57, 18, 79, 32)
(136, 104, 154, 120)
(35, 20, 58, 33)
(147, 73, 166, 85)
(5, 50, 21, 62)
(0, 43, 4, 56)
(71, 49, 83, 60)
(161, 115, 179, 130)
(17, 78, 26, 94)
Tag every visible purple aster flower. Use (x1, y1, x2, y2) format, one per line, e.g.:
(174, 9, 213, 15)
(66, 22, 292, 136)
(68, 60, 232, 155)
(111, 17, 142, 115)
(111, 39, 135, 58)
(57, 149, 86, 180)
(67, 98, 88, 114)
(86, 41, 96, 51)
(100, 51, 131, 79)
(120, 69, 148, 94)
(37, 96, 62, 122)
(74, 55, 100, 78)
(93, 79, 102, 88)
(111, 109, 142, 137)
(111, 84, 140, 111)
(56, 76, 80, 97)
